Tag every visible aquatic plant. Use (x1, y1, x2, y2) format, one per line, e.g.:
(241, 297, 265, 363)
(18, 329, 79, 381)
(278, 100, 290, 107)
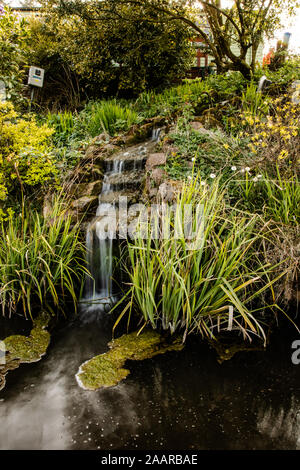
(76, 329, 183, 390)
(117, 176, 285, 344)
(0, 312, 51, 391)
(0, 197, 87, 319)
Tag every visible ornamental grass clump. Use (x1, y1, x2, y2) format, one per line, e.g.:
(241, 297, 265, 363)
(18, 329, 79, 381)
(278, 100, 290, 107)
(118, 176, 285, 344)
(86, 100, 139, 137)
(0, 198, 87, 319)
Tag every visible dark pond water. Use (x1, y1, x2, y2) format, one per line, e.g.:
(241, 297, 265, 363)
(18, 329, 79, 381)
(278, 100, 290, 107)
(0, 309, 300, 450)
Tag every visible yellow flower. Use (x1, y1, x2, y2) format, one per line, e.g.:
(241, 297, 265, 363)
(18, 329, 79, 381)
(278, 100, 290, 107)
(278, 149, 289, 160)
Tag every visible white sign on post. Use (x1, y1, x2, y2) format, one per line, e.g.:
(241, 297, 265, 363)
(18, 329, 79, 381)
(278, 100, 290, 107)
(28, 66, 45, 88)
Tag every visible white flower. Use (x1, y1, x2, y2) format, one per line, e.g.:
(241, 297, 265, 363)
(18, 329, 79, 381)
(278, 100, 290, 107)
(257, 174, 263, 179)
(200, 181, 206, 186)
(191, 157, 195, 162)
(253, 177, 258, 182)
(241, 168, 245, 173)
(245, 167, 250, 172)
(209, 173, 216, 179)
(231, 166, 237, 171)
(188, 175, 192, 180)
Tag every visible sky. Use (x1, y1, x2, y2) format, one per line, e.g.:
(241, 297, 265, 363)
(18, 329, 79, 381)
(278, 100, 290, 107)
(4, 0, 300, 53)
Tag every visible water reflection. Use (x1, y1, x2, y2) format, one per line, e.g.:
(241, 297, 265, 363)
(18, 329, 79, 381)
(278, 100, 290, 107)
(0, 314, 300, 450)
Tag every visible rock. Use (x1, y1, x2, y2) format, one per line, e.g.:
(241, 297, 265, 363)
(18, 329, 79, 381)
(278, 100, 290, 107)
(150, 168, 166, 186)
(190, 121, 204, 131)
(158, 182, 175, 202)
(146, 153, 167, 170)
(102, 143, 120, 154)
(149, 188, 158, 199)
(85, 145, 101, 159)
(94, 132, 109, 143)
(163, 144, 179, 156)
(198, 114, 222, 129)
(71, 195, 98, 212)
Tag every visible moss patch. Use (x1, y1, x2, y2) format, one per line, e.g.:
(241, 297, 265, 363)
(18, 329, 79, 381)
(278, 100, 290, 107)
(76, 329, 184, 391)
(0, 312, 51, 391)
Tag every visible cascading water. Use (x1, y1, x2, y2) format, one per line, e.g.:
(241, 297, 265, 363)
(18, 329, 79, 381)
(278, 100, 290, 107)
(81, 161, 125, 313)
(80, 136, 161, 315)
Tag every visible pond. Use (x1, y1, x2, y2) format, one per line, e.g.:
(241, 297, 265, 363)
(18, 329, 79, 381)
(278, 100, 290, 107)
(0, 310, 299, 450)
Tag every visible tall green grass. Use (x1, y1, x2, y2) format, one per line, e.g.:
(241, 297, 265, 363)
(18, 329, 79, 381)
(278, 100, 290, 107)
(0, 198, 87, 319)
(86, 99, 139, 137)
(241, 81, 270, 118)
(236, 170, 300, 226)
(116, 176, 284, 343)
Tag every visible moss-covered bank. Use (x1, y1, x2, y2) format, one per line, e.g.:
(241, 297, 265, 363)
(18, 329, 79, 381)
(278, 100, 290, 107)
(76, 329, 184, 391)
(0, 312, 51, 391)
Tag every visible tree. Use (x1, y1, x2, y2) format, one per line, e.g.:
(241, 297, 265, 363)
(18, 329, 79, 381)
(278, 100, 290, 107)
(30, 2, 193, 100)
(54, 0, 299, 79)
(0, 5, 29, 101)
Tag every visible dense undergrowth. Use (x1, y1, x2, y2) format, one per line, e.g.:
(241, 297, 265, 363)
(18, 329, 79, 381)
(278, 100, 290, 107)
(0, 47, 299, 337)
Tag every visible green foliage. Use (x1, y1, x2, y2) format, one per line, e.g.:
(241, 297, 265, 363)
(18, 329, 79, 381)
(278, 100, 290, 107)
(0, 197, 87, 319)
(0, 102, 57, 202)
(232, 170, 300, 226)
(47, 111, 75, 145)
(256, 55, 300, 89)
(241, 81, 271, 118)
(84, 100, 140, 137)
(26, 3, 193, 102)
(0, 6, 29, 102)
(118, 176, 281, 343)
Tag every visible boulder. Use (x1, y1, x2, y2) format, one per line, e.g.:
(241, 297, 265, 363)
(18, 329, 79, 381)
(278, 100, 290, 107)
(158, 182, 175, 202)
(146, 153, 167, 170)
(73, 180, 102, 199)
(85, 145, 101, 159)
(71, 195, 98, 212)
(150, 168, 166, 186)
(190, 121, 204, 131)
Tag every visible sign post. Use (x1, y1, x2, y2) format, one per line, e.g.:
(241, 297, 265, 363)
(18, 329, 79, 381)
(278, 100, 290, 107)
(28, 66, 45, 110)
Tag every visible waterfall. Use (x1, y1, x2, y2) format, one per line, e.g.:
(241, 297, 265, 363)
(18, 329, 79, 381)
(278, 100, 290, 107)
(80, 161, 125, 313)
(80, 139, 157, 316)
(151, 128, 162, 142)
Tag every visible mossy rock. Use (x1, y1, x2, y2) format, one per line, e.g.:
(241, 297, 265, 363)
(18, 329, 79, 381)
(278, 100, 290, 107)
(76, 329, 184, 391)
(0, 313, 51, 390)
(4, 327, 50, 363)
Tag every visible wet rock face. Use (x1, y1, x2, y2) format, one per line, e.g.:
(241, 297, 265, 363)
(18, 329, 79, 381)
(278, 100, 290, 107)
(71, 195, 99, 212)
(76, 330, 184, 391)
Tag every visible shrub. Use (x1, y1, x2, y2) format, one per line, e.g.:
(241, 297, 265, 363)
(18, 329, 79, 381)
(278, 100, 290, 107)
(25, 4, 193, 103)
(242, 96, 299, 175)
(0, 102, 57, 202)
(0, 6, 29, 102)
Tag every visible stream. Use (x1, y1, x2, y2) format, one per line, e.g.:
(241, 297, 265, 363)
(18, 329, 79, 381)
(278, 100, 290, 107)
(0, 138, 300, 450)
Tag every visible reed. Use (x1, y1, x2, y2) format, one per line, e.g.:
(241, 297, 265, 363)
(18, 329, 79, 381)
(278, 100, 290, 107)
(117, 176, 284, 343)
(0, 197, 87, 319)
